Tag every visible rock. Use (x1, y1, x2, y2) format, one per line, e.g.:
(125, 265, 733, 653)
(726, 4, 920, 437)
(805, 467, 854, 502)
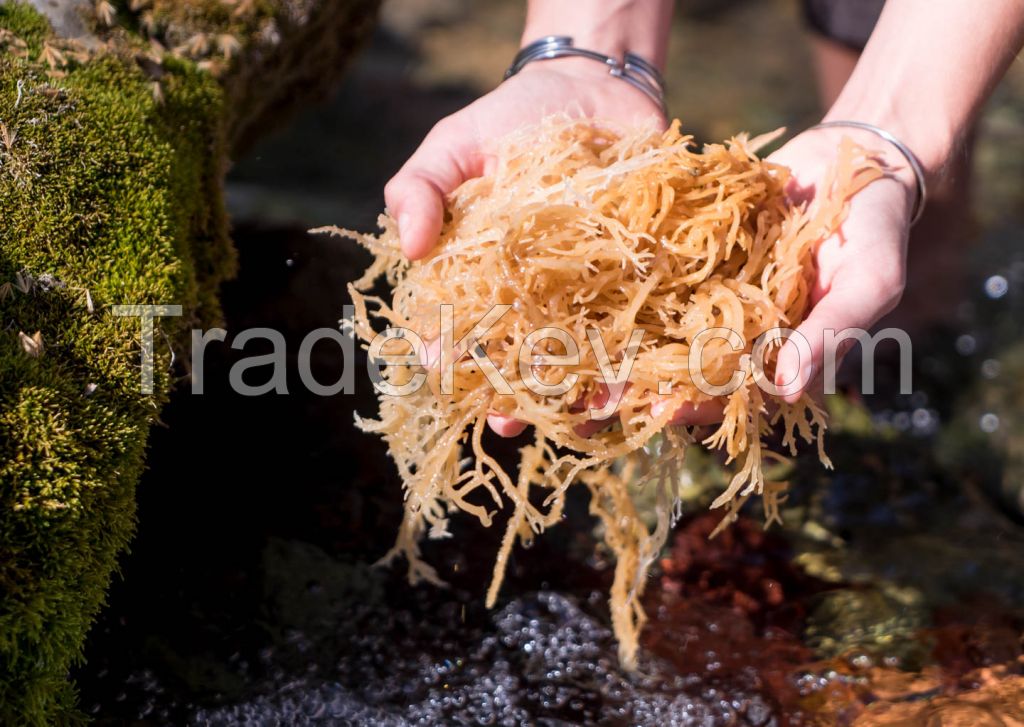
(0, 1, 379, 722)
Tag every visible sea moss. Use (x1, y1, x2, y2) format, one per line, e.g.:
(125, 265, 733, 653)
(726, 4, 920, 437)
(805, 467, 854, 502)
(0, 5, 231, 723)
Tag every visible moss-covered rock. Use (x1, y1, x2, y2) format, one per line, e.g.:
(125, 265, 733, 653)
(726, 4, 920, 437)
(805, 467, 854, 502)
(0, 1, 378, 722)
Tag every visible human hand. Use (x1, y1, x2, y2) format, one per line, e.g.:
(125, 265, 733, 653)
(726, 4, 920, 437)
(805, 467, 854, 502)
(413, 123, 914, 438)
(392, 59, 668, 437)
(489, 126, 917, 437)
(385, 58, 665, 261)
(767, 125, 917, 403)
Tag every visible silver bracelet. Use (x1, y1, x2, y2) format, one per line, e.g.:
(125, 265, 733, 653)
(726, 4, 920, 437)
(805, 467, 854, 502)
(810, 120, 928, 226)
(504, 35, 667, 117)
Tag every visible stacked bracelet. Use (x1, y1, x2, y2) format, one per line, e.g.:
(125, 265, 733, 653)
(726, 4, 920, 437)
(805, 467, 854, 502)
(811, 120, 929, 226)
(504, 35, 668, 117)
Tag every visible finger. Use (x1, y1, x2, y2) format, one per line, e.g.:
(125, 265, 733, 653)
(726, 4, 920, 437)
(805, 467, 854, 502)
(487, 413, 528, 438)
(384, 118, 483, 260)
(573, 414, 616, 438)
(386, 176, 445, 260)
(421, 337, 442, 369)
(650, 397, 724, 426)
(572, 382, 628, 437)
(422, 337, 528, 437)
(775, 268, 904, 403)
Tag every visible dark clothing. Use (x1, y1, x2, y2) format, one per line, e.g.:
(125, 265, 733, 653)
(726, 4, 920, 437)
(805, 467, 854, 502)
(802, 0, 886, 51)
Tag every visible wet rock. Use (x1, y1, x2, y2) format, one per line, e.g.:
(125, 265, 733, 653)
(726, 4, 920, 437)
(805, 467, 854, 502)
(803, 589, 927, 667)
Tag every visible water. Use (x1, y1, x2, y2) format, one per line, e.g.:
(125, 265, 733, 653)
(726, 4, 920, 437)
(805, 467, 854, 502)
(185, 586, 775, 726)
(75, 0, 1024, 723)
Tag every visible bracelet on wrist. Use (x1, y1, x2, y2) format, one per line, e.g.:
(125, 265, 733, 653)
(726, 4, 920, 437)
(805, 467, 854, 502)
(811, 120, 928, 226)
(505, 35, 668, 117)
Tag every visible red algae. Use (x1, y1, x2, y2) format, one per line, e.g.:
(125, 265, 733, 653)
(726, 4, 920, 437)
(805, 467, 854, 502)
(648, 514, 1024, 726)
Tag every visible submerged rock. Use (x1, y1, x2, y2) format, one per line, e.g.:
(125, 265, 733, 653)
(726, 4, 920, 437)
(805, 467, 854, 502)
(803, 589, 927, 667)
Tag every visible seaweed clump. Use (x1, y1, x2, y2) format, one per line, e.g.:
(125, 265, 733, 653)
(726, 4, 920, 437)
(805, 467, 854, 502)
(325, 118, 882, 668)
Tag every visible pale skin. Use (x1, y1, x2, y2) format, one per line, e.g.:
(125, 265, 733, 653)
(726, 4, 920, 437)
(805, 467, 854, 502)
(385, 0, 1024, 438)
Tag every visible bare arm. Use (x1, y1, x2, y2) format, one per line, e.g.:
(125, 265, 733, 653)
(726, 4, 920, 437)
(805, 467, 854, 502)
(827, 0, 1024, 185)
(520, 0, 674, 69)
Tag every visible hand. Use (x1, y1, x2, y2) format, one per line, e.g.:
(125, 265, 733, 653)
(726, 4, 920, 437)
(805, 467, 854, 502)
(385, 58, 665, 260)
(491, 127, 916, 436)
(768, 126, 916, 403)
(393, 59, 668, 437)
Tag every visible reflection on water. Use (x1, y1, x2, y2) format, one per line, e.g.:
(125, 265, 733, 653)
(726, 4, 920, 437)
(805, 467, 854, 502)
(76, 0, 1024, 723)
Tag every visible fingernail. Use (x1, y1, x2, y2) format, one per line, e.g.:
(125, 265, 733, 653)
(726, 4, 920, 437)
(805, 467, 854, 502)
(789, 361, 816, 398)
(397, 212, 411, 240)
(777, 361, 814, 397)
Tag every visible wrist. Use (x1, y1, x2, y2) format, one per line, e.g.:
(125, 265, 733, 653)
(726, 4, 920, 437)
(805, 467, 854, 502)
(521, 0, 672, 70)
(821, 103, 954, 191)
(806, 123, 922, 221)
(514, 57, 666, 118)
(516, 56, 617, 83)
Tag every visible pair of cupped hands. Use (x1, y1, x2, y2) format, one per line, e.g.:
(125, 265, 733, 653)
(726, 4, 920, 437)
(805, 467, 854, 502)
(383, 59, 914, 437)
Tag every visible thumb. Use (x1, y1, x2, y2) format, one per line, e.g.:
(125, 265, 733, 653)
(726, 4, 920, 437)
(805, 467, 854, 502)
(384, 117, 483, 260)
(775, 270, 904, 403)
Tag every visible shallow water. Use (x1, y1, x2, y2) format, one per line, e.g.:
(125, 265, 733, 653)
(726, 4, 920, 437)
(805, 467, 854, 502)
(75, 0, 1024, 724)
(73, 221, 1024, 725)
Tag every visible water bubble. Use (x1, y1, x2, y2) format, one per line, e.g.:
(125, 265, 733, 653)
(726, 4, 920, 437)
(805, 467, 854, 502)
(285, 258, 295, 267)
(981, 359, 1001, 379)
(892, 411, 911, 431)
(984, 274, 1009, 299)
(980, 413, 1000, 433)
(850, 653, 872, 669)
(911, 408, 932, 431)
(955, 334, 977, 356)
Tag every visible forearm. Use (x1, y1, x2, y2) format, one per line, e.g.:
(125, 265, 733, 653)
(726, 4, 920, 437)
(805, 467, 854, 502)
(521, 0, 674, 70)
(826, 0, 1024, 185)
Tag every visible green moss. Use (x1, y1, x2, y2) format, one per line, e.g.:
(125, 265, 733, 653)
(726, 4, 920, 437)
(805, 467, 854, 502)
(0, 0, 381, 720)
(147, 0, 278, 34)
(0, 5, 233, 723)
(0, 2, 50, 50)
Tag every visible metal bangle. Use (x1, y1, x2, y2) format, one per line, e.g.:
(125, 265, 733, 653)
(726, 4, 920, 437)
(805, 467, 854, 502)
(810, 120, 928, 226)
(505, 35, 668, 117)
